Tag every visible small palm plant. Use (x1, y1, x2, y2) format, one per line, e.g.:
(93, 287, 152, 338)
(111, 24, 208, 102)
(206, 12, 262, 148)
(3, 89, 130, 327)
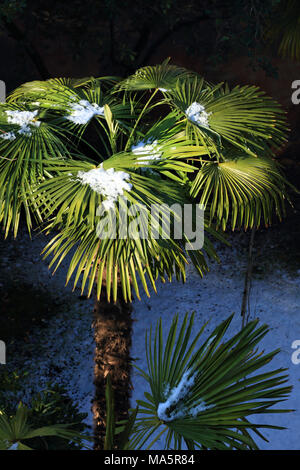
(104, 313, 292, 450)
(0, 61, 291, 448)
(0, 403, 89, 450)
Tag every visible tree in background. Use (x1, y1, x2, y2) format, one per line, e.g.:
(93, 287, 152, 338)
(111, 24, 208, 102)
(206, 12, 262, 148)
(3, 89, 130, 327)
(1, 0, 299, 85)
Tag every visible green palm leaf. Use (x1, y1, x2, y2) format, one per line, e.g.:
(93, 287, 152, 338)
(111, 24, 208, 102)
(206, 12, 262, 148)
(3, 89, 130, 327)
(0, 102, 70, 236)
(0, 403, 89, 450)
(104, 374, 138, 450)
(130, 313, 292, 450)
(34, 155, 219, 302)
(0, 66, 292, 305)
(7, 79, 134, 160)
(117, 59, 193, 91)
(7, 76, 121, 104)
(191, 151, 290, 230)
(170, 76, 288, 156)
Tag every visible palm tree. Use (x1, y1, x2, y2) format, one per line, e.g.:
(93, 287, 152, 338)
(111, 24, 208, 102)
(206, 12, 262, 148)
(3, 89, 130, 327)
(0, 62, 290, 448)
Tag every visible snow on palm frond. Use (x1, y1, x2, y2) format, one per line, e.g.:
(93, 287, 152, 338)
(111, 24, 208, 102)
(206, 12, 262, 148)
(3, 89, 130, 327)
(0, 102, 70, 236)
(0, 104, 41, 137)
(131, 139, 162, 165)
(130, 313, 292, 450)
(34, 153, 219, 302)
(0, 62, 292, 302)
(170, 76, 288, 156)
(76, 164, 132, 210)
(7, 77, 133, 133)
(65, 100, 105, 125)
(185, 102, 211, 128)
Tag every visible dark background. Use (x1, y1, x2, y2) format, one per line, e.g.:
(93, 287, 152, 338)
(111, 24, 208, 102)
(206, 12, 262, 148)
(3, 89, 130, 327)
(0, 0, 300, 180)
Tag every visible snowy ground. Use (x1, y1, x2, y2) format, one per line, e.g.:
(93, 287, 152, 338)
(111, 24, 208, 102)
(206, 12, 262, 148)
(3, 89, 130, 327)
(1, 224, 300, 450)
(0, 227, 95, 442)
(131, 237, 300, 450)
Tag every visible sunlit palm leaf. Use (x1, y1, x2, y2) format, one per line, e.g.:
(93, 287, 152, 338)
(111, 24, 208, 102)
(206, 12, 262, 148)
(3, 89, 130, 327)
(7, 76, 121, 104)
(0, 103, 70, 236)
(7, 78, 134, 143)
(34, 156, 219, 302)
(0, 65, 292, 306)
(191, 151, 290, 230)
(170, 76, 288, 156)
(117, 59, 193, 91)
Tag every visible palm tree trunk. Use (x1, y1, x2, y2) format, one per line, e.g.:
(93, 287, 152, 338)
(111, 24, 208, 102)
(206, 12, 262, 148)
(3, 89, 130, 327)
(92, 289, 133, 450)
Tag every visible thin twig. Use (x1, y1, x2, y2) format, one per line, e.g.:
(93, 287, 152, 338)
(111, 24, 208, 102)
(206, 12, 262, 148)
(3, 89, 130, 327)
(241, 223, 256, 328)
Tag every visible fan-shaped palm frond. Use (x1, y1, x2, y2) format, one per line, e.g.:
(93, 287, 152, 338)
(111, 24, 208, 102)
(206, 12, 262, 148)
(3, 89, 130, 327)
(7, 76, 121, 104)
(0, 78, 140, 237)
(170, 76, 288, 156)
(191, 151, 290, 230)
(130, 313, 292, 450)
(0, 403, 89, 450)
(0, 102, 71, 236)
(8, 78, 133, 134)
(117, 59, 194, 91)
(34, 154, 219, 302)
(123, 112, 211, 183)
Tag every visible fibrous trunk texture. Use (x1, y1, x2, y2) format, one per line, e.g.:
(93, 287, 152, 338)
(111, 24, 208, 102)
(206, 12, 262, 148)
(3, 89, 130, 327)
(92, 291, 132, 450)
